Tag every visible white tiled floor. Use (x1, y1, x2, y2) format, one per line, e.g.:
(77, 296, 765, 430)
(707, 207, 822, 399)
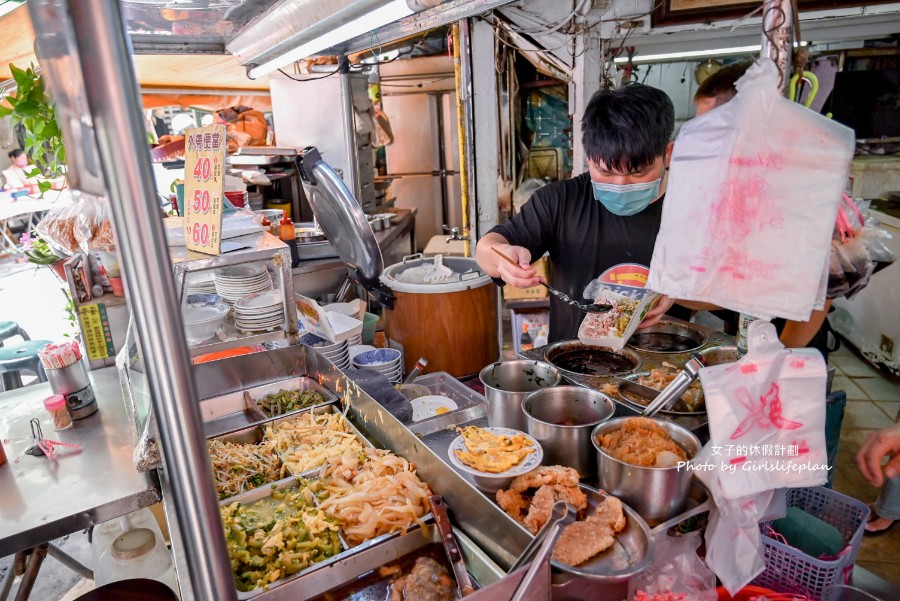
(829, 341, 900, 586)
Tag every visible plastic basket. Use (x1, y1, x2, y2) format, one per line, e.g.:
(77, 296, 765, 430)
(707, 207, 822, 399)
(752, 487, 870, 601)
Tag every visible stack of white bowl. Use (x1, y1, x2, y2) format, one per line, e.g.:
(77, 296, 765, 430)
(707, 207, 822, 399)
(182, 302, 229, 345)
(300, 333, 350, 369)
(352, 348, 403, 384)
(214, 263, 273, 304)
(347, 332, 362, 346)
(234, 290, 285, 333)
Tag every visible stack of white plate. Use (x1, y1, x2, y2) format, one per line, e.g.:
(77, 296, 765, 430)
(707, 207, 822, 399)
(184, 271, 217, 296)
(352, 348, 403, 384)
(346, 332, 362, 346)
(213, 263, 272, 304)
(300, 333, 350, 369)
(234, 290, 285, 333)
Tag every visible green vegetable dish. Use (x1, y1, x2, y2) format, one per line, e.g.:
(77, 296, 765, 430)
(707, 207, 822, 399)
(257, 389, 327, 418)
(221, 483, 342, 592)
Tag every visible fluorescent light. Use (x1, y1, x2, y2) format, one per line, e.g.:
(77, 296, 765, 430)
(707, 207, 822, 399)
(613, 41, 809, 64)
(248, 0, 414, 78)
(614, 45, 761, 64)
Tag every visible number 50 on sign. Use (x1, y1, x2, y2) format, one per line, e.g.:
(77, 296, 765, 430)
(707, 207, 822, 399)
(183, 124, 226, 255)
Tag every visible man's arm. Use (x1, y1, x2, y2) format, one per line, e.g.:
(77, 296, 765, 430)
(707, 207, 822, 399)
(475, 232, 540, 288)
(779, 301, 832, 348)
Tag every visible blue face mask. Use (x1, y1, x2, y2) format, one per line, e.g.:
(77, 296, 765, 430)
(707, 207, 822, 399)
(591, 167, 665, 216)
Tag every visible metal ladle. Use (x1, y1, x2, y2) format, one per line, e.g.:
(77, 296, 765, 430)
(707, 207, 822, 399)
(491, 248, 613, 314)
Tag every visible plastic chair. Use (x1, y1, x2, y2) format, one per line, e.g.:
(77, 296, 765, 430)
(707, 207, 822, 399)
(0, 339, 50, 392)
(0, 320, 30, 344)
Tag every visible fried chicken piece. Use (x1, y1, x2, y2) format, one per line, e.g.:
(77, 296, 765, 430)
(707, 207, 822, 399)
(510, 465, 580, 492)
(496, 489, 530, 523)
(552, 497, 627, 566)
(523, 485, 556, 534)
(522, 483, 589, 534)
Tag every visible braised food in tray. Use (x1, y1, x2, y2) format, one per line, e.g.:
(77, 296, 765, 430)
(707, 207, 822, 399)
(317, 448, 433, 546)
(389, 557, 455, 601)
(220, 482, 342, 592)
(266, 412, 364, 475)
(453, 425, 535, 473)
(208, 438, 282, 500)
(256, 389, 327, 418)
(598, 417, 687, 467)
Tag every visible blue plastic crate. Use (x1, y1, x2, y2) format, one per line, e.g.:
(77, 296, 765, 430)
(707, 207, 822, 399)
(753, 486, 870, 600)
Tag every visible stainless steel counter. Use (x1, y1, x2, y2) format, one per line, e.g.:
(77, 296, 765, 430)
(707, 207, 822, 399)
(0, 368, 160, 555)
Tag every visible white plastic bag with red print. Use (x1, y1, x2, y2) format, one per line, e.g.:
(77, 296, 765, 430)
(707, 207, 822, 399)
(698, 320, 828, 500)
(647, 59, 855, 322)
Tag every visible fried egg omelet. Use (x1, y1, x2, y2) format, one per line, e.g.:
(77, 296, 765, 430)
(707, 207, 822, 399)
(454, 426, 535, 473)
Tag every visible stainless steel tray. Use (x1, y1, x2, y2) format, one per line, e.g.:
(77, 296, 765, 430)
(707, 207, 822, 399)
(264, 404, 374, 479)
(200, 376, 339, 438)
(408, 405, 490, 489)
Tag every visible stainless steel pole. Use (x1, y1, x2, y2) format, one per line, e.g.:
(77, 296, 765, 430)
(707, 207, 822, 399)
(340, 56, 361, 202)
(456, 19, 478, 256)
(53, 1, 236, 598)
(760, 0, 793, 92)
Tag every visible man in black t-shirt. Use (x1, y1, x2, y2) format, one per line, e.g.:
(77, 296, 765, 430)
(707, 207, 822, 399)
(476, 84, 686, 342)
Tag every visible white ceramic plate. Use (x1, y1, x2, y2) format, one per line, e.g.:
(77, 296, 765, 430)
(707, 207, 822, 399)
(448, 427, 543, 478)
(214, 263, 267, 280)
(410, 395, 458, 422)
(235, 290, 283, 310)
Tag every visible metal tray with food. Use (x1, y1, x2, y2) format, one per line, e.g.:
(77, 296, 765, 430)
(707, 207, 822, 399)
(243, 376, 340, 420)
(206, 424, 288, 502)
(606, 370, 706, 417)
(306, 521, 492, 601)
(264, 404, 375, 479)
(219, 477, 348, 600)
(200, 376, 339, 438)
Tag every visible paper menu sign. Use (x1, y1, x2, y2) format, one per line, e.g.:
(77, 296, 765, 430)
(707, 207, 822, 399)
(577, 263, 660, 349)
(183, 125, 226, 255)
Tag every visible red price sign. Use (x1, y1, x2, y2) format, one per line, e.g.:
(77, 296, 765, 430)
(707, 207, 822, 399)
(183, 124, 225, 255)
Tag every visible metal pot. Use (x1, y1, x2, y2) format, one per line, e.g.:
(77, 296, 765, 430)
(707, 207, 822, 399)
(523, 386, 614, 477)
(543, 340, 642, 380)
(626, 320, 708, 353)
(591, 417, 701, 525)
(479, 360, 561, 431)
(700, 345, 740, 366)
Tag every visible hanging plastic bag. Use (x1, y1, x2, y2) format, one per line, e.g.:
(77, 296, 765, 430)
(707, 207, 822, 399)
(647, 59, 855, 322)
(830, 195, 896, 300)
(698, 320, 829, 498)
(628, 531, 717, 601)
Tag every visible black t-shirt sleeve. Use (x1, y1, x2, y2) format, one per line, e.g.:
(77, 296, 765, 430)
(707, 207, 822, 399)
(488, 188, 556, 263)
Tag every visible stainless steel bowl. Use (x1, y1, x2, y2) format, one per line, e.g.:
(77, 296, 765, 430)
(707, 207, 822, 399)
(700, 345, 740, 366)
(523, 386, 614, 477)
(591, 417, 701, 525)
(479, 360, 562, 431)
(367, 216, 385, 231)
(626, 320, 708, 353)
(543, 340, 642, 380)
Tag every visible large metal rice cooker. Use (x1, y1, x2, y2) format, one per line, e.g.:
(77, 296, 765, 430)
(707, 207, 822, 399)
(381, 255, 498, 377)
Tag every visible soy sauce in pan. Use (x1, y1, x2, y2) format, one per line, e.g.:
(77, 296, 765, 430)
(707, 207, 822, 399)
(628, 332, 700, 353)
(552, 350, 637, 376)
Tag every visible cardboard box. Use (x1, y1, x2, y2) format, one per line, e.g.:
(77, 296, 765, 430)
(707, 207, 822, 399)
(503, 256, 550, 300)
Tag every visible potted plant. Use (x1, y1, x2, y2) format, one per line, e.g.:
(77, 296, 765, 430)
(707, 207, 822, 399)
(0, 63, 66, 194)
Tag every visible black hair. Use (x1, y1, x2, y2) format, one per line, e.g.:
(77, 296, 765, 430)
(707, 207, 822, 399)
(581, 83, 674, 173)
(8, 149, 24, 160)
(694, 61, 752, 106)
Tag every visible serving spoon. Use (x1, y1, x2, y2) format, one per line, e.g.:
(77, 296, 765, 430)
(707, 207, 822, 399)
(492, 247, 613, 314)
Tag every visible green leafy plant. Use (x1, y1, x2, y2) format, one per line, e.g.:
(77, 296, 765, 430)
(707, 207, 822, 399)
(23, 235, 61, 265)
(0, 63, 65, 194)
